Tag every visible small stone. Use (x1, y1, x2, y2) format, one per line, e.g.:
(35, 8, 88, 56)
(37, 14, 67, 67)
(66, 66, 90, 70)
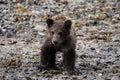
(98, 73, 102, 76)
(106, 12, 116, 17)
(61, 0, 69, 5)
(8, 23, 16, 31)
(111, 76, 119, 80)
(98, 0, 106, 3)
(116, 1, 120, 10)
(12, 0, 19, 3)
(38, 32, 45, 37)
(34, 24, 46, 32)
(0, 13, 4, 17)
(0, 29, 6, 35)
(112, 34, 120, 42)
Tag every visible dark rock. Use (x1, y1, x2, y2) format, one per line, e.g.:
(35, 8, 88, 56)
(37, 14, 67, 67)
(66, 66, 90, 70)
(20, 0, 26, 3)
(107, 47, 113, 52)
(25, 77, 32, 80)
(61, 1, 69, 5)
(98, 0, 106, 3)
(6, 30, 13, 38)
(0, 1, 7, 4)
(0, 28, 2, 34)
(0, 21, 3, 27)
(0, 29, 6, 35)
(91, 47, 96, 50)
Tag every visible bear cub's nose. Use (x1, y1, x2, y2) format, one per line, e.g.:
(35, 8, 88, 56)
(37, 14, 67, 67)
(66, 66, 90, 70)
(53, 40, 58, 44)
(53, 39, 58, 44)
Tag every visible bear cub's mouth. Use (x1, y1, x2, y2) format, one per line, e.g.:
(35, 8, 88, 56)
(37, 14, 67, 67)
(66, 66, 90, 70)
(52, 41, 61, 47)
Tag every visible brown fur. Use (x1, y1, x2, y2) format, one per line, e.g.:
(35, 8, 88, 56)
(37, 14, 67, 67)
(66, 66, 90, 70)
(40, 19, 76, 74)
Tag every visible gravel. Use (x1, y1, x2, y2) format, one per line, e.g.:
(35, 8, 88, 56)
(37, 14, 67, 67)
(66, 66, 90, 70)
(0, 0, 120, 80)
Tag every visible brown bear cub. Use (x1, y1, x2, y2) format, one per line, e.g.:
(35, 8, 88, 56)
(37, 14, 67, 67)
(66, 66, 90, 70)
(40, 18, 76, 74)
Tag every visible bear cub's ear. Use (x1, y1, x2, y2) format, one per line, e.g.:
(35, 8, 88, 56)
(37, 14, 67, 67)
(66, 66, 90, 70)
(46, 19, 54, 27)
(64, 20, 72, 30)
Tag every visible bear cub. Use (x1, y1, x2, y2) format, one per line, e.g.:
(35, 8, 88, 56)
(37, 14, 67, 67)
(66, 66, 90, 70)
(40, 18, 76, 74)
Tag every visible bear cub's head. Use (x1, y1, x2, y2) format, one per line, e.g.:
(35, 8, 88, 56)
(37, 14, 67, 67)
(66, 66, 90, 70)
(46, 18, 72, 46)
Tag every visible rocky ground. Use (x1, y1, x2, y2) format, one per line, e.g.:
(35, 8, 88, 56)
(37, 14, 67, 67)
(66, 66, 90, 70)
(0, 0, 120, 80)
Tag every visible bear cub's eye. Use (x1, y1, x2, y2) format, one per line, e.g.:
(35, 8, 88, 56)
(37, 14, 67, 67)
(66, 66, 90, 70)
(58, 32, 62, 35)
(51, 31, 54, 35)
